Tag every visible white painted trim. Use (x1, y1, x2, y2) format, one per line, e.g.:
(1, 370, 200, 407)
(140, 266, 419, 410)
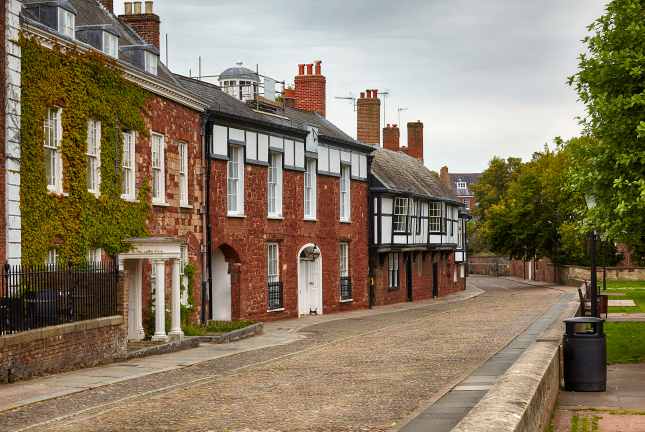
(297, 243, 323, 317)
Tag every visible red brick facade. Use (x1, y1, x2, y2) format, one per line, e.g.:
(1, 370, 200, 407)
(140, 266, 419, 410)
(357, 90, 380, 145)
(294, 61, 326, 117)
(209, 161, 369, 321)
(383, 124, 400, 152)
(373, 251, 465, 306)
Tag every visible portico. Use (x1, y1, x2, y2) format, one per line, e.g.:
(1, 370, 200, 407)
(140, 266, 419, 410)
(119, 237, 185, 342)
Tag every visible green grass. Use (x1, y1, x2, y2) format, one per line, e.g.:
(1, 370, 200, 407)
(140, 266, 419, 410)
(605, 287, 645, 314)
(605, 280, 645, 290)
(570, 414, 601, 432)
(183, 320, 256, 336)
(606, 322, 645, 364)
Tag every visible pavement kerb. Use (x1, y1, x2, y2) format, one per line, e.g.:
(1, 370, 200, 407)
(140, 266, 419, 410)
(450, 300, 580, 432)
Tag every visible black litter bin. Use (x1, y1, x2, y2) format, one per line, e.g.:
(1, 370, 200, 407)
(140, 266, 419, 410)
(563, 316, 607, 392)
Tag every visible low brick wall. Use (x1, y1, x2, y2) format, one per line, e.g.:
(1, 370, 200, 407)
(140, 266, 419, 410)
(560, 265, 645, 285)
(0, 316, 127, 383)
(468, 255, 511, 276)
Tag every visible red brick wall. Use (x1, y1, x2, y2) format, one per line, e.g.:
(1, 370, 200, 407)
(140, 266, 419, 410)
(383, 124, 400, 152)
(209, 161, 369, 321)
(98, 0, 113, 13)
(406, 121, 424, 161)
(294, 62, 326, 117)
(373, 251, 465, 306)
(137, 96, 204, 324)
(119, 14, 160, 49)
(357, 90, 380, 145)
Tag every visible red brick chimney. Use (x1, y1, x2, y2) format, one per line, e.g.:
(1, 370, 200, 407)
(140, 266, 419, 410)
(357, 89, 381, 145)
(406, 121, 424, 161)
(440, 166, 452, 189)
(98, 0, 113, 13)
(294, 60, 326, 117)
(283, 87, 296, 109)
(120, 1, 161, 49)
(383, 124, 400, 152)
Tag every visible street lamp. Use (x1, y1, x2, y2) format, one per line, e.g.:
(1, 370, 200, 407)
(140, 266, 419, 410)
(585, 194, 599, 318)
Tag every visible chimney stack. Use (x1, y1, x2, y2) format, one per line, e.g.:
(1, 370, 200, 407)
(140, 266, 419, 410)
(294, 60, 326, 117)
(119, 1, 161, 49)
(383, 124, 400, 151)
(440, 166, 452, 189)
(356, 89, 381, 145)
(283, 87, 297, 109)
(406, 121, 424, 161)
(98, 0, 113, 13)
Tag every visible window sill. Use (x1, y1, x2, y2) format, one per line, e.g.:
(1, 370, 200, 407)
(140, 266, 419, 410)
(153, 201, 170, 207)
(47, 190, 69, 198)
(340, 298, 353, 304)
(227, 213, 246, 219)
(267, 307, 285, 313)
(121, 196, 139, 203)
(304, 217, 317, 222)
(340, 220, 352, 224)
(180, 203, 193, 209)
(268, 215, 284, 220)
(388, 287, 400, 292)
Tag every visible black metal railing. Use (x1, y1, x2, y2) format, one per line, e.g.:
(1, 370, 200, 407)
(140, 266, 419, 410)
(1, 261, 119, 335)
(267, 281, 283, 311)
(340, 276, 352, 301)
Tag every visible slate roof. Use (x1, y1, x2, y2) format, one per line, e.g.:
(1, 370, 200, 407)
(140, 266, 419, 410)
(371, 149, 461, 203)
(174, 74, 374, 152)
(21, 0, 181, 87)
(448, 173, 481, 197)
(219, 66, 260, 82)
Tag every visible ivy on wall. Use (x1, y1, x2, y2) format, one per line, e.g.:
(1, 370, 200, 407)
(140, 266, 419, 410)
(20, 37, 152, 265)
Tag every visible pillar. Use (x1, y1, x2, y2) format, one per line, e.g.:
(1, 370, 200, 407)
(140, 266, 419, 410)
(169, 259, 183, 340)
(151, 259, 167, 342)
(134, 260, 145, 340)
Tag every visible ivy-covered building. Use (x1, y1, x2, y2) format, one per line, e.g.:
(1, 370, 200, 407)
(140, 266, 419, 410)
(17, 0, 208, 341)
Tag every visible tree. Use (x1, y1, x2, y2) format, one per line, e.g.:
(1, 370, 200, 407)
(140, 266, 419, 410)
(471, 156, 522, 220)
(568, 0, 645, 260)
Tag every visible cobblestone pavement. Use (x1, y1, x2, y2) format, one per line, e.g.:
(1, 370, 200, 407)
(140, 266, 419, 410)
(1, 277, 564, 432)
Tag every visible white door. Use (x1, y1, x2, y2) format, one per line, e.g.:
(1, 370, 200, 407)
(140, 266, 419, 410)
(212, 249, 232, 321)
(127, 263, 137, 338)
(299, 258, 322, 316)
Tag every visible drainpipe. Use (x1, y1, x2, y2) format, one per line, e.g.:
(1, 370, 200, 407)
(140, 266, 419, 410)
(202, 114, 213, 324)
(367, 153, 375, 308)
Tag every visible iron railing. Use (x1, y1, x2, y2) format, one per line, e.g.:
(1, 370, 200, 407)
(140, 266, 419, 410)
(267, 281, 283, 311)
(0, 262, 119, 335)
(340, 276, 352, 301)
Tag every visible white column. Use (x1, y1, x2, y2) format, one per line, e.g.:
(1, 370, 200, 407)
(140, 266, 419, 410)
(151, 259, 167, 342)
(135, 259, 145, 340)
(169, 258, 183, 340)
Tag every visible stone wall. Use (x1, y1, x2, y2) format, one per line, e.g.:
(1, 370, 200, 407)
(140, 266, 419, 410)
(0, 271, 128, 383)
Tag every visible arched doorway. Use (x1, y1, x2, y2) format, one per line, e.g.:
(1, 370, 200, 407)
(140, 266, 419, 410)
(297, 244, 323, 316)
(211, 244, 240, 321)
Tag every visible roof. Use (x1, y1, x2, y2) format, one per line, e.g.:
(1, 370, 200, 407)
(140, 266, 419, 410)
(449, 172, 481, 197)
(21, 0, 181, 88)
(219, 66, 260, 82)
(371, 149, 461, 203)
(174, 74, 374, 152)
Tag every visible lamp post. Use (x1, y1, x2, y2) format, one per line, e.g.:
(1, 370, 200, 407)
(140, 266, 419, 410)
(585, 194, 599, 318)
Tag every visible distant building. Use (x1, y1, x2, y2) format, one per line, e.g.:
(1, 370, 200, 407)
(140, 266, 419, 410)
(440, 167, 481, 211)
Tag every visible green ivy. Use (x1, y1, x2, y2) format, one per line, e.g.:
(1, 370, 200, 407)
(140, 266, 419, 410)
(20, 37, 152, 265)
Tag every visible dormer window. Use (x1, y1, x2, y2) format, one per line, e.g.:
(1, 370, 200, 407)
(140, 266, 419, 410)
(58, 8, 75, 39)
(144, 51, 158, 75)
(103, 32, 119, 59)
(456, 181, 467, 190)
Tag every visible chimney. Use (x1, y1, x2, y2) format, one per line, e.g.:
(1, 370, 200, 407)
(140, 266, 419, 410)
(356, 89, 381, 145)
(283, 87, 296, 109)
(119, 1, 161, 49)
(98, 0, 114, 13)
(440, 166, 452, 189)
(407, 121, 424, 161)
(294, 60, 326, 117)
(383, 124, 400, 151)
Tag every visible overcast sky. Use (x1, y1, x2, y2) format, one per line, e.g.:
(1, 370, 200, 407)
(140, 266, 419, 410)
(116, 1, 607, 172)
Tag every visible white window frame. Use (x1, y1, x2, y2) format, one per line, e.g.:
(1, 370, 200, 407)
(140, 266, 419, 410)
(144, 51, 158, 75)
(227, 145, 244, 216)
(429, 201, 442, 233)
(88, 248, 102, 265)
(44, 108, 63, 193)
(87, 119, 101, 196)
(388, 253, 399, 289)
(267, 152, 283, 218)
(179, 141, 189, 207)
(304, 158, 317, 220)
(151, 132, 166, 204)
(393, 197, 409, 233)
(121, 131, 136, 200)
(47, 249, 58, 267)
(58, 8, 75, 39)
(340, 164, 351, 222)
(339, 242, 349, 278)
(267, 243, 279, 284)
(456, 181, 467, 190)
(102, 31, 119, 59)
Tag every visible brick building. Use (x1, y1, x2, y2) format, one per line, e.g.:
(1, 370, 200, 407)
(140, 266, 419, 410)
(440, 166, 481, 211)
(177, 62, 374, 322)
(19, 0, 208, 341)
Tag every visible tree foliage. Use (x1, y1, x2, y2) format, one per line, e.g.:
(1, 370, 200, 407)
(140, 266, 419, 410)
(567, 0, 645, 258)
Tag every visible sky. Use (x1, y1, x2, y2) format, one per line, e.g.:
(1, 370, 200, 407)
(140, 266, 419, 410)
(116, 0, 608, 173)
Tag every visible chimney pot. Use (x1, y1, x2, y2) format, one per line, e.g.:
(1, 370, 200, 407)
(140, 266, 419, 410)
(119, 1, 161, 48)
(314, 60, 322, 75)
(124, 1, 133, 14)
(373, 89, 378, 98)
(360, 92, 366, 99)
(298, 64, 305, 75)
(145, 1, 153, 14)
(306, 64, 313, 75)
(133, 1, 142, 14)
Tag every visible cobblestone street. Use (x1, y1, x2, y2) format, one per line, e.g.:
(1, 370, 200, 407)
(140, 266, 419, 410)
(0, 277, 565, 432)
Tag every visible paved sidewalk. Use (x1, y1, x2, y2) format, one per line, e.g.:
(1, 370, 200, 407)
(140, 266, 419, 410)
(0, 285, 483, 414)
(553, 363, 645, 431)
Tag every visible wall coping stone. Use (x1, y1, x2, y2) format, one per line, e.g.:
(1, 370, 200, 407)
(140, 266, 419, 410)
(0, 316, 123, 350)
